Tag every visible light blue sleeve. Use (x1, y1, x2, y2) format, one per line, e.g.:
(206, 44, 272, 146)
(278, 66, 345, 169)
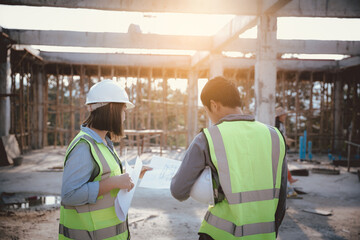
(61, 142, 100, 206)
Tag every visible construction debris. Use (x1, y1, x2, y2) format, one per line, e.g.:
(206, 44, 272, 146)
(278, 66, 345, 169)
(0, 135, 21, 166)
(311, 168, 340, 175)
(293, 187, 307, 195)
(303, 209, 333, 216)
(290, 169, 309, 176)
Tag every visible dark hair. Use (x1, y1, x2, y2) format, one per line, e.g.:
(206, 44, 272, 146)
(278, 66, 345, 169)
(83, 102, 126, 142)
(275, 116, 280, 129)
(200, 76, 241, 111)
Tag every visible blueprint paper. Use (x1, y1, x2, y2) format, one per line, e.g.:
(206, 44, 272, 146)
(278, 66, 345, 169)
(139, 156, 181, 189)
(115, 156, 142, 221)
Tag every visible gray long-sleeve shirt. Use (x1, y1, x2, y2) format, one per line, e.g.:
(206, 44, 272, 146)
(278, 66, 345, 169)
(170, 114, 287, 233)
(61, 125, 120, 206)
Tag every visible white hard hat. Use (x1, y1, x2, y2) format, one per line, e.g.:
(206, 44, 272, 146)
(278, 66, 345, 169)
(86, 80, 135, 111)
(190, 166, 214, 205)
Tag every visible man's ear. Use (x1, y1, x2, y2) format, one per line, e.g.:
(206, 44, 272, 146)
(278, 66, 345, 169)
(209, 100, 217, 112)
(210, 100, 223, 112)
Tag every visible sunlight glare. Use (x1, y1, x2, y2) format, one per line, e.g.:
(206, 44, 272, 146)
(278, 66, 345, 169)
(168, 78, 188, 93)
(281, 53, 350, 60)
(198, 78, 208, 106)
(29, 45, 195, 55)
(0, 5, 234, 36)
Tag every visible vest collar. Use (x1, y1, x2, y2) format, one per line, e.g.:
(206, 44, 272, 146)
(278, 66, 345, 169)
(216, 114, 255, 125)
(80, 124, 114, 149)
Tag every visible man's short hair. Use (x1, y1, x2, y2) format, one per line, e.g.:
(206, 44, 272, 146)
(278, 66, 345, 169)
(200, 76, 241, 111)
(83, 102, 125, 141)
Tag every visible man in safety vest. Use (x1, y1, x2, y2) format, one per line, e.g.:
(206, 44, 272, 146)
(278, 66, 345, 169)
(171, 76, 287, 240)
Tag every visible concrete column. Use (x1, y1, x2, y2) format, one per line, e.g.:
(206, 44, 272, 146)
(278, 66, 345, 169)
(254, 15, 277, 126)
(0, 43, 11, 137)
(333, 73, 343, 153)
(209, 54, 223, 80)
(187, 70, 198, 146)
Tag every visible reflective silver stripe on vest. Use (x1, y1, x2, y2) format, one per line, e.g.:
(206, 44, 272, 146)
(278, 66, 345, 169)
(63, 193, 115, 213)
(204, 211, 275, 237)
(63, 135, 114, 213)
(267, 126, 280, 187)
(66, 134, 112, 178)
(82, 135, 112, 177)
(59, 221, 127, 240)
(207, 125, 281, 204)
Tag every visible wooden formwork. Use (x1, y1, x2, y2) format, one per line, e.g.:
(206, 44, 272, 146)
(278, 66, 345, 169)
(8, 50, 360, 156)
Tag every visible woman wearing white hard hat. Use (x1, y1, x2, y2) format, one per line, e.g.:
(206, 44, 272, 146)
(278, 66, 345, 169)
(59, 80, 151, 240)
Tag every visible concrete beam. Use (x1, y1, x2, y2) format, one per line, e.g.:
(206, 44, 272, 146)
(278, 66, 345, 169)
(278, 0, 360, 18)
(5, 29, 211, 51)
(0, 0, 275, 15)
(40, 51, 344, 71)
(338, 56, 360, 69)
(277, 59, 337, 71)
(40, 52, 191, 68)
(2, 0, 359, 17)
(6, 29, 360, 55)
(191, 0, 290, 67)
(223, 58, 339, 71)
(225, 39, 360, 55)
(191, 15, 256, 67)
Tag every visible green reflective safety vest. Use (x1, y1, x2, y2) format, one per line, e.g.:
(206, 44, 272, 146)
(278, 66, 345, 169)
(200, 120, 285, 240)
(59, 131, 129, 240)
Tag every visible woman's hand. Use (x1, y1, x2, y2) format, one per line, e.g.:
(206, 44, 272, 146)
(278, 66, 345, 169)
(139, 166, 153, 179)
(117, 173, 134, 192)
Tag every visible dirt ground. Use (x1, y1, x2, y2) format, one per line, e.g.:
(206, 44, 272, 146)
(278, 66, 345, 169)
(0, 147, 359, 240)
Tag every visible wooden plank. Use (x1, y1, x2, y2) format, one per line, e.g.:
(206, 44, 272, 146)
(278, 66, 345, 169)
(303, 209, 332, 216)
(19, 67, 25, 153)
(54, 64, 59, 148)
(308, 72, 313, 140)
(281, 71, 286, 108)
(79, 65, 85, 126)
(319, 74, 325, 150)
(162, 69, 168, 148)
(33, 65, 39, 148)
(26, 63, 31, 150)
(10, 74, 16, 142)
(69, 65, 75, 140)
(43, 70, 48, 147)
(295, 72, 300, 149)
(59, 71, 64, 147)
(147, 69, 152, 130)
